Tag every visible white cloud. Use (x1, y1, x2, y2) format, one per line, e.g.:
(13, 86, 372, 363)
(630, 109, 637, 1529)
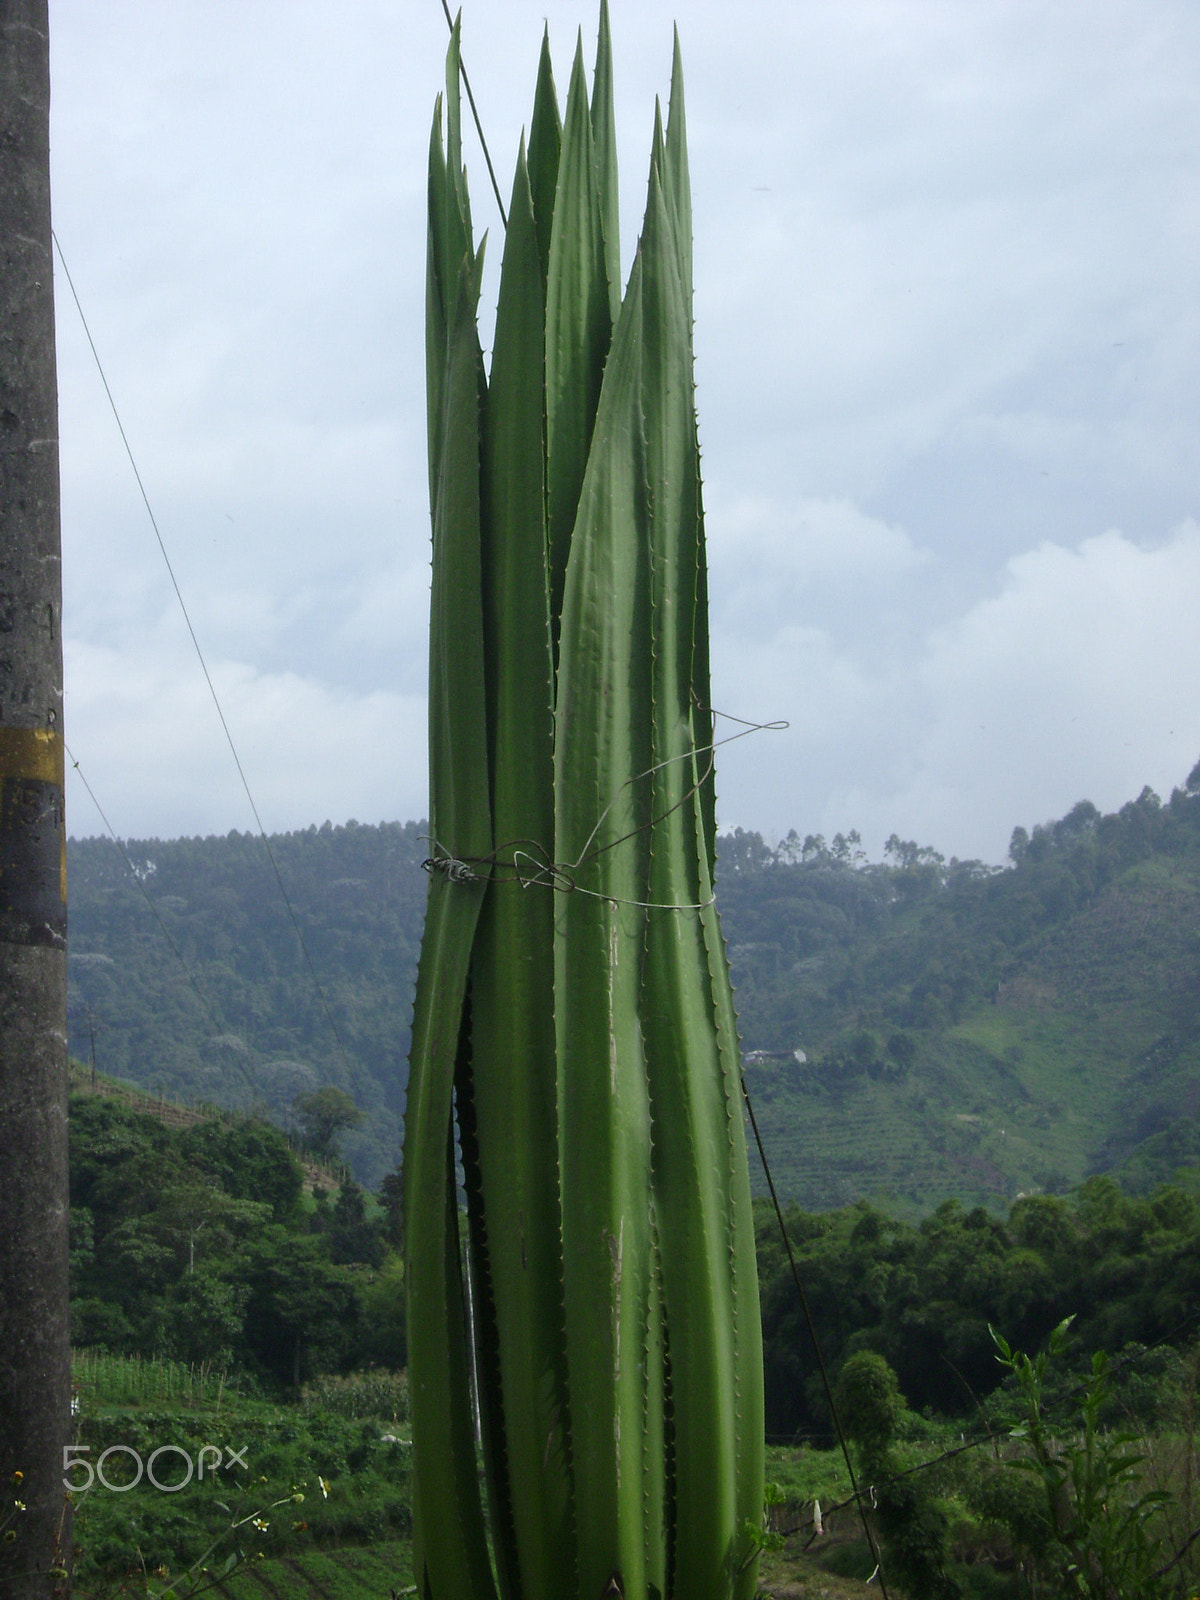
(709, 495, 927, 623)
(64, 639, 426, 842)
(46, 0, 1200, 865)
(711, 521, 1200, 862)
(907, 522, 1200, 847)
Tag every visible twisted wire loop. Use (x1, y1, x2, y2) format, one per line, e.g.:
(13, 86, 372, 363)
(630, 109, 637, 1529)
(420, 710, 788, 912)
(422, 849, 484, 884)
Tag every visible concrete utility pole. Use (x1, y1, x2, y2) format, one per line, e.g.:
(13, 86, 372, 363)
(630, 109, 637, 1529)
(0, 1, 72, 1593)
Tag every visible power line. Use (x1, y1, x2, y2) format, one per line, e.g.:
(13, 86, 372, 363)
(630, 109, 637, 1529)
(438, 0, 507, 227)
(52, 230, 354, 1084)
(64, 742, 258, 1093)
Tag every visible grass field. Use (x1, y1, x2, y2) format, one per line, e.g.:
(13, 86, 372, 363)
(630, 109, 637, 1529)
(66, 1349, 1200, 1597)
(69, 1353, 412, 1598)
(67, 1353, 886, 1597)
(176, 1541, 414, 1599)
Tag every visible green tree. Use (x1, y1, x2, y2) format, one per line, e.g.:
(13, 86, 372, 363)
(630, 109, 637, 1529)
(992, 1318, 1174, 1599)
(328, 1179, 385, 1267)
(293, 1086, 364, 1158)
(242, 1231, 361, 1388)
(179, 1118, 303, 1219)
(358, 1251, 407, 1369)
(165, 1268, 248, 1367)
(834, 1351, 907, 1459)
(835, 1351, 962, 1600)
(378, 1165, 403, 1250)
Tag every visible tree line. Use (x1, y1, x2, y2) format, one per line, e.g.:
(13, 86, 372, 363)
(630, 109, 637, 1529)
(759, 1174, 1200, 1443)
(719, 757, 1200, 1058)
(69, 1094, 404, 1388)
(70, 1089, 1200, 1448)
(67, 819, 430, 1188)
(66, 756, 1200, 1205)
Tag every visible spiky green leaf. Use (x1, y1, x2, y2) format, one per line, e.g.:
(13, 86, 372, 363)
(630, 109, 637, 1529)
(555, 254, 657, 1600)
(470, 139, 575, 1600)
(590, 0, 621, 322)
(545, 35, 613, 637)
(526, 30, 562, 294)
(412, 18, 764, 1599)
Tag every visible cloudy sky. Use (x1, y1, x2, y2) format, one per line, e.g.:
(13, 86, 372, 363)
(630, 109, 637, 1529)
(48, 0, 1200, 864)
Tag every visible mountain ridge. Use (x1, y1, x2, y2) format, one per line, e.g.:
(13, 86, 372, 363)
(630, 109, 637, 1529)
(66, 760, 1200, 1204)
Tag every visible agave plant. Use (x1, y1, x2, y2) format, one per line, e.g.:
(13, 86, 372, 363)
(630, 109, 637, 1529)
(403, 10, 764, 1599)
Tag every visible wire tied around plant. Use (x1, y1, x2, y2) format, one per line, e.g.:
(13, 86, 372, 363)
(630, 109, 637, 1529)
(421, 710, 787, 908)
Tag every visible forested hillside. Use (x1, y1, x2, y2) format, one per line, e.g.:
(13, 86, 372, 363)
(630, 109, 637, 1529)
(66, 1086, 1200, 1447)
(67, 759, 1200, 1201)
(65, 1088, 1200, 1596)
(730, 759, 1200, 1211)
(69, 1091, 404, 1381)
(67, 821, 428, 1186)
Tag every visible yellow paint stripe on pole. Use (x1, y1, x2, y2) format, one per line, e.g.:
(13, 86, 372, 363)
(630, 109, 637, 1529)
(0, 725, 65, 786)
(0, 727, 67, 909)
